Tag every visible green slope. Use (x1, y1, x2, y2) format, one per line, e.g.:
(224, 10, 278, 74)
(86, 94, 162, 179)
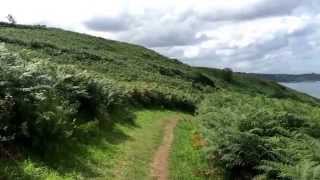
(0, 23, 319, 180)
(0, 23, 216, 110)
(0, 110, 185, 179)
(0, 23, 315, 106)
(198, 67, 319, 104)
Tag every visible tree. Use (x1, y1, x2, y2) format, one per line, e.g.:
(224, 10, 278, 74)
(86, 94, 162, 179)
(6, 14, 16, 24)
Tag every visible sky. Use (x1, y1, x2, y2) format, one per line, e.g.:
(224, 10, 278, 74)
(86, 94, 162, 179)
(0, 0, 319, 74)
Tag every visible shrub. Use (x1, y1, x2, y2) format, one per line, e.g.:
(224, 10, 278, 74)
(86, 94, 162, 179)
(222, 68, 233, 82)
(0, 43, 127, 152)
(128, 88, 196, 113)
(0, 95, 15, 142)
(53, 68, 126, 123)
(24, 91, 77, 152)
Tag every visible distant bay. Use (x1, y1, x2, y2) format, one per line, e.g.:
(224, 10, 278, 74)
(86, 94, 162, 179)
(281, 81, 320, 99)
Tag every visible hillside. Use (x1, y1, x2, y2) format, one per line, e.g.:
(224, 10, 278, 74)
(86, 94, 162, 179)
(1, 23, 320, 180)
(197, 67, 319, 104)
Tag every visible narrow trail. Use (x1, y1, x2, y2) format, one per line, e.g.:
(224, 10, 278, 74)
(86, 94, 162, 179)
(151, 117, 179, 180)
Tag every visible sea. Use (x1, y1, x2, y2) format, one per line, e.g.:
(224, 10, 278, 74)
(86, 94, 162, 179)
(281, 81, 320, 99)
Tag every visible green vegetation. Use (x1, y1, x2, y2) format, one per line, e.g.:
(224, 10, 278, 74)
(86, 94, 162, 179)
(198, 67, 319, 105)
(0, 110, 182, 179)
(169, 117, 219, 180)
(0, 23, 217, 112)
(1, 23, 320, 180)
(0, 43, 127, 152)
(198, 91, 320, 179)
(111, 110, 181, 180)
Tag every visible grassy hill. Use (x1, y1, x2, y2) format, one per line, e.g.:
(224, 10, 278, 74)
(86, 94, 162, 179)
(1, 23, 320, 180)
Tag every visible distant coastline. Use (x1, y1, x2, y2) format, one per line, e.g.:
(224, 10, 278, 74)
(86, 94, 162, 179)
(281, 81, 320, 99)
(246, 73, 320, 83)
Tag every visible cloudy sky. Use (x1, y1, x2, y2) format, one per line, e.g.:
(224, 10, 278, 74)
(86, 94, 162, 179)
(0, 0, 319, 74)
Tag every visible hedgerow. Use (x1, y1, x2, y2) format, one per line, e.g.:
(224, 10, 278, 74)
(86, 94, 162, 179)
(128, 88, 197, 112)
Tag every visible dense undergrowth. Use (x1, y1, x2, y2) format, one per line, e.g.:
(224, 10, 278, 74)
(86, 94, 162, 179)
(0, 41, 199, 153)
(198, 91, 320, 179)
(0, 43, 128, 152)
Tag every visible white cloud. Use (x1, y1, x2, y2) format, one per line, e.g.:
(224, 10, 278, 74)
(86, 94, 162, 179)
(197, 0, 302, 21)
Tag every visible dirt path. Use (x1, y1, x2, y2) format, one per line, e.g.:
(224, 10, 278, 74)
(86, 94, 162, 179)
(151, 117, 179, 180)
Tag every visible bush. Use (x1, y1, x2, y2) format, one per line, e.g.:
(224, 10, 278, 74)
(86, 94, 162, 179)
(0, 45, 75, 150)
(0, 95, 15, 142)
(53, 68, 126, 123)
(222, 68, 233, 82)
(0, 43, 127, 152)
(128, 88, 196, 113)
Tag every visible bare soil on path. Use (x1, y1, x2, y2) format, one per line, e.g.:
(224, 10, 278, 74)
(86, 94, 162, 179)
(151, 117, 179, 180)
